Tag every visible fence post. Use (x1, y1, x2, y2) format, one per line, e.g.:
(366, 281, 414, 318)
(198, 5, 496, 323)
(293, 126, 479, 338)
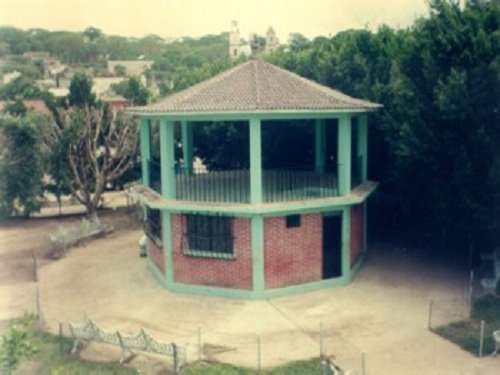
(172, 343, 178, 374)
(59, 322, 64, 358)
(198, 327, 201, 361)
(428, 299, 433, 330)
(319, 322, 324, 358)
(32, 250, 38, 282)
(479, 320, 485, 358)
(257, 335, 261, 372)
(35, 285, 42, 326)
(469, 270, 474, 318)
(361, 352, 366, 375)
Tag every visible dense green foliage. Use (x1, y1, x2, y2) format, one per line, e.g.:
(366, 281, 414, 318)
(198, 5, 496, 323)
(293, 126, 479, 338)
(0, 315, 39, 374)
(68, 73, 96, 107)
(266, 0, 500, 252)
(0, 114, 46, 218)
(112, 77, 149, 105)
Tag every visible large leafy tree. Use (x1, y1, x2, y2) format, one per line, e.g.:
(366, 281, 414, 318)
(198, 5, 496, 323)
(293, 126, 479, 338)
(48, 107, 139, 220)
(0, 114, 45, 218)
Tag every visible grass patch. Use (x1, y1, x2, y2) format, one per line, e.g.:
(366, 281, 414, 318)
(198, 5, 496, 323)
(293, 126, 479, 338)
(184, 359, 327, 375)
(2, 315, 138, 375)
(434, 296, 500, 356)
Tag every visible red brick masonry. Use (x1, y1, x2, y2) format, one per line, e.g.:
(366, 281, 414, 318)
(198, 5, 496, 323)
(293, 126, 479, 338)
(264, 214, 322, 289)
(172, 215, 253, 289)
(148, 239, 165, 274)
(350, 203, 364, 266)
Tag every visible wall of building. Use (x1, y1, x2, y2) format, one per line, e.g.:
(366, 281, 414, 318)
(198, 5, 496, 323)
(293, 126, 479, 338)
(148, 239, 165, 274)
(171, 215, 253, 289)
(350, 203, 364, 266)
(264, 214, 323, 289)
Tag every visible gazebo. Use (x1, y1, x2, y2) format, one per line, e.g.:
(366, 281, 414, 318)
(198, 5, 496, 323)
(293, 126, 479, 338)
(127, 59, 380, 298)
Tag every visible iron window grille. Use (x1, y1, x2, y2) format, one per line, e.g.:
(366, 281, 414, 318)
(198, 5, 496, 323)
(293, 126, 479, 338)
(183, 214, 234, 258)
(145, 207, 162, 246)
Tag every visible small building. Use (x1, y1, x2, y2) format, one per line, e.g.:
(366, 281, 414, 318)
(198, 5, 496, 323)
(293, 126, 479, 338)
(128, 60, 381, 298)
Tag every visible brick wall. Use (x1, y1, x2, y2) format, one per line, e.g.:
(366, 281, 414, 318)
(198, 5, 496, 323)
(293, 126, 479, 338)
(264, 214, 322, 289)
(171, 214, 252, 290)
(350, 203, 364, 266)
(148, 239, 165, 274)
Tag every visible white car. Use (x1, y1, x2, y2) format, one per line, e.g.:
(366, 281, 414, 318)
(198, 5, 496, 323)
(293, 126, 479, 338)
(480, 247, 500, 295)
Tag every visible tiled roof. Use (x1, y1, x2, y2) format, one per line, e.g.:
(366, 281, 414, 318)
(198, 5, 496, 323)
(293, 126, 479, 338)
(128, 60, 381, 115)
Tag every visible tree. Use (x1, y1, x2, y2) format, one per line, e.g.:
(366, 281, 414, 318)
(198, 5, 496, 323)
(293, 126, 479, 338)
(3, 100, 27, 117)
(113, 64, 127, 76)
(112, 77, 149, 105)
(68, 73, 96, 107)
(83, 26, 102, 42)
(0, 76, 42, 101)
(0, 114, 45, 218)
(49, 106, 139, 220)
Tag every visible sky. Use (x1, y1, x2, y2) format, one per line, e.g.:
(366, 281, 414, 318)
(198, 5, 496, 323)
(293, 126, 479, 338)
(0, 0, 430, 40)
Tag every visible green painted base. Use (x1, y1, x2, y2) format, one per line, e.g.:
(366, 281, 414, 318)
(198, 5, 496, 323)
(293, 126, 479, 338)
(147, 259, 357, 299)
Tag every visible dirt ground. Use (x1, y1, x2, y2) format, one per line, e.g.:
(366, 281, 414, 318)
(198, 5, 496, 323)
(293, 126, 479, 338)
(1, 201, 499, 374)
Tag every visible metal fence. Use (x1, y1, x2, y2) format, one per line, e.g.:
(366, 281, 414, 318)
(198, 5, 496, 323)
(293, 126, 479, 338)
(428, 269, 500, 358)
(174, 166, 338, 204)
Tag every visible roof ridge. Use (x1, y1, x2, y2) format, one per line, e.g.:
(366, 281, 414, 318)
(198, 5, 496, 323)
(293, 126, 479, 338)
(254, 60, 261, 108)
(127, 59, 382, 114)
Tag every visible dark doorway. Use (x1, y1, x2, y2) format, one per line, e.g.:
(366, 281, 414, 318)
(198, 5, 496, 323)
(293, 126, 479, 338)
(322, 215, 342, 279)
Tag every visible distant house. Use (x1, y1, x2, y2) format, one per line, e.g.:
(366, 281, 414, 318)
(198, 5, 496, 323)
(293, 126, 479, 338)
(107, 60, 153, 77)
(2, 70, 21, 84)
(23, 51, 50, 60)
(49, 87, 70, 98)
(92, 77, 126, 98)
(100, 91, 130, 112)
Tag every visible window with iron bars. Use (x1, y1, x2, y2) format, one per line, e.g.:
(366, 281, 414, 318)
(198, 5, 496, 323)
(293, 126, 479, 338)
(145, 207, 162, 246)
(184, 214, 234, 258)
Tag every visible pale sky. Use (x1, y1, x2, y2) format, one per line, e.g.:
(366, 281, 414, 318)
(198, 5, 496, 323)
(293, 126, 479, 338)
(0, 0, 429, 40)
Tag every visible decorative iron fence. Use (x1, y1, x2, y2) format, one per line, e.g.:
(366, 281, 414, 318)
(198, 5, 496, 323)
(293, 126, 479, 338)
(175, 167, 337, 204)
(68, 317, 184, 373)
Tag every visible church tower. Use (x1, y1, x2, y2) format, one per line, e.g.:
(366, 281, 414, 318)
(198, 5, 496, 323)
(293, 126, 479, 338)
(229, 20, 241, 59)
(265, 26, 279, 53)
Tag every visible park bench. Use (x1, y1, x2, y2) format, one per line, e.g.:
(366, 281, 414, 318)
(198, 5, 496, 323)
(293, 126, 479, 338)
(68, 318, 184, 373)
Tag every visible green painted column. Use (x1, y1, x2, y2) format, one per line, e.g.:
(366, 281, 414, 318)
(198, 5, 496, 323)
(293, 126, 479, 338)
(342, 206, 351, 278)
(315, 119, 326, 174)
(337, 114, 352, 195)
(249, 118, 263, 204)
(251, 215, 265, 291)
(181, 121, 193, 174)
(162, 211, 174, 285)
(358, 114, 368, 182)
(159, 119, 176, 199)
(140, 118, 152, 187)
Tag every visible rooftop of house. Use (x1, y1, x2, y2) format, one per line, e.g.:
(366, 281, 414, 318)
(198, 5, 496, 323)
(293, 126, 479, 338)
(107, 60, 153, 76)
(128, 60, 381, 116)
